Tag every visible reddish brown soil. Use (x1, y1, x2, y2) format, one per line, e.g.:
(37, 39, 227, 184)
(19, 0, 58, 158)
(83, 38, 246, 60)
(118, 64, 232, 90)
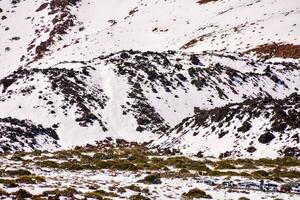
(245, 43, 300, 59)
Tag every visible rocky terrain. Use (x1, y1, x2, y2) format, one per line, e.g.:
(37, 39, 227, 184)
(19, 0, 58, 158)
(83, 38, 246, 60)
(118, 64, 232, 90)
(0, 0, 299, 156)
(0, 117, 59, 153)
(0, 0, 300, 199)
(0, 49, 299, 157)
(154, 93, 300, 159)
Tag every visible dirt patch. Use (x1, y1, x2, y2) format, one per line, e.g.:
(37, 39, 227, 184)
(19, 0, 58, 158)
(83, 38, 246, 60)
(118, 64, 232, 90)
(245, 43, 300, 59)
(180, 33, 214, 49)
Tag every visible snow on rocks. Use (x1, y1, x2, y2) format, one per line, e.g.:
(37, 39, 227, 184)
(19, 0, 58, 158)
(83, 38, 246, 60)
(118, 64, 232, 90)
(153, 93, 300, 159)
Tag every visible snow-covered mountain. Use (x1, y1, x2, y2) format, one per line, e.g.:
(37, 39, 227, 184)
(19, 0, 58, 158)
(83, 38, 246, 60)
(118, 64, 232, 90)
(1, 0, 299, 71)
(0, 0, 299, 157)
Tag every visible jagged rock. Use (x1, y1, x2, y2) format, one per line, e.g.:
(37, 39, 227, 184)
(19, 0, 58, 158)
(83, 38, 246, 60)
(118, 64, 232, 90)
(258, 132, 275, 144)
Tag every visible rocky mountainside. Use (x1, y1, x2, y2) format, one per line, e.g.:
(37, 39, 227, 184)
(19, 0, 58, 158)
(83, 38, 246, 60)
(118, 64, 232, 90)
(153, 93, 300, 159)
(0, 0, 299, 157)
(0, 117, 59, 152)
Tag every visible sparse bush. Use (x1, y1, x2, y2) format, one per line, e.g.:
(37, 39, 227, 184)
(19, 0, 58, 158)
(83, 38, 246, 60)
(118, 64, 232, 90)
(238, 197, 250, 200)
(84, 191, 103, 199)
(0, 178, 18, 187)
(117, 187, 126, 193)
(11, 155, 23, 161)
(36, 160, 60, 168)
(14, 189, 32, 199)
(110, 160, 138, 171)
(95, 160, 115, 169)
(139, 174, 162, 184)
(251, 170, 269, 178)
(182, 188, 212, 199)
(93, 152, 113, 160)
(215, 160, 236, 169)
(206, 170, 240, 177)
(85, 189, 118, 199)
(126, 184, 142, 192)
(239, 162, 258, 169)
(60, 161, 84, 170)
(16, 175, 45, 184)
(31, 196, 47, 200)
(6, 169, 31, 176)
(141, 188, 149, 193)
(179, 168, 190, 174)
(164, 157, 209, 171)
(129, 194, 151, 200)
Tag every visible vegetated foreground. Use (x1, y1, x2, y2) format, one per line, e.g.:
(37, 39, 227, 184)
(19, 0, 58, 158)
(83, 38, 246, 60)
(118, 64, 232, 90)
(0, 140, 299, 200)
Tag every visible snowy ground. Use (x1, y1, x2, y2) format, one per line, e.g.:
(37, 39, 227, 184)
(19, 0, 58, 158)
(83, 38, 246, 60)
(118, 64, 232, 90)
(0, 144, 299, 200)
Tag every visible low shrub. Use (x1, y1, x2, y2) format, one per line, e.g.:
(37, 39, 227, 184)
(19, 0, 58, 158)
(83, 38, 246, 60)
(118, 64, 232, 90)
(84, 192, 103, 200)
(139, 174, 162, 184)
(16, 175, 45, 184)
(36, 160, 60, 168)
(6, 169, 31, 176)
(129, 194, 151, 200)
(14, 189, 32, 199)
(182, 188, 212, 199)
(60, 161, 84, 170)
(251, 170, 269, 178)
(85, 189, 118, 199)
(110, 160, 138, 171)
(126, 184, 142, 192)
(0, 178, 18, 187)
(238, 197, 250, 200)
(215, 161, 236, 169)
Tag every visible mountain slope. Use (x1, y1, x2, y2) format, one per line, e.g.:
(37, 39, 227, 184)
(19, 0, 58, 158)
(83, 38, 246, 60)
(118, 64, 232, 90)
(0, 0, 299, 156)
(0, 50, 299, 150)
(0, 117, 59, 153)
(153, 93, 300, 158)
(1, 0, 299, 71)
